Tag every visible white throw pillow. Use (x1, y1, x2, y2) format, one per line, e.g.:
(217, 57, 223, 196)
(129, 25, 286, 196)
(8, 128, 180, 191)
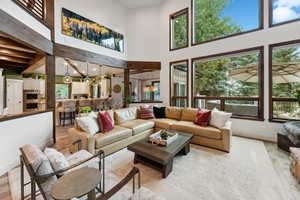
(76, 114, 100, 135)
(44, 148, 69, 175)
(210, 108, 232, 129)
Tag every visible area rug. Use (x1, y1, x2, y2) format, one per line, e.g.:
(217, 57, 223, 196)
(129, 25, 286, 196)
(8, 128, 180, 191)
(9, 137, 290, 200)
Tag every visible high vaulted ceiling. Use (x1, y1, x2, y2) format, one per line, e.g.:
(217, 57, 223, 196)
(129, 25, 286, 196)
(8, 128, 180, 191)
(118, 0, 166, 9)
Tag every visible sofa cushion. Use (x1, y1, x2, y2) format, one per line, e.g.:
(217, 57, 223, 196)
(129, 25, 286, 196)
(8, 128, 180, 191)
(120, 119, 155, 135)
(114, 107, 138, 125)
(166, 107, 182, 120)
(152, 118, 178, 129)
(67, 150, 100, 172)
(181, 108, 198, 122)
(171, 121, 222, 140)
(94, 126, 132, 148)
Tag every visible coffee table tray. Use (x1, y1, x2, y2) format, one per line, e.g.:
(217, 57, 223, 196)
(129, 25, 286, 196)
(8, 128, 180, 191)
(149, 130, 178, 146)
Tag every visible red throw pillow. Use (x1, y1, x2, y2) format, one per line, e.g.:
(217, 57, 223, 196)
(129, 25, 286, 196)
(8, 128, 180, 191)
(138, 106, 155, 119)
(98, 112, 114, 132)
(194, 109, 211, 126)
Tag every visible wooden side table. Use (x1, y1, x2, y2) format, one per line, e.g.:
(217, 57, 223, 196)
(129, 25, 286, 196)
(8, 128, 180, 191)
(51, 167, 101, 200)
(290, 147, 300, 184)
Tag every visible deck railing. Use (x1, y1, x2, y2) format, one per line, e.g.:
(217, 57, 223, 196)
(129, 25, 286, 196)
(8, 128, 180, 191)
(13, 0, 46, 23)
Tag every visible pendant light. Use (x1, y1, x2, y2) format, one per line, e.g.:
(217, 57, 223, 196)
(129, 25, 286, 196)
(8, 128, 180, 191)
(63, 61, 72, 83)
(97, 65, 104, 85)
(84, 62, 91, 84)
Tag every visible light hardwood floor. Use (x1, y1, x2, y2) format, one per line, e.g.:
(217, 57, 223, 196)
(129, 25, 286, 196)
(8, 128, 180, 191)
(1, 126, 299, 200)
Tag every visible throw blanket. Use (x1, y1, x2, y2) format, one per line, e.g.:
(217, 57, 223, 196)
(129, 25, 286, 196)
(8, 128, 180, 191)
(280, 121, 300, 145)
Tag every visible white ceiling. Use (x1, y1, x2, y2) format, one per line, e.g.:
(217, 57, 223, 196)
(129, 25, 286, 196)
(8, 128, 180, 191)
(118, 0, 166, 9)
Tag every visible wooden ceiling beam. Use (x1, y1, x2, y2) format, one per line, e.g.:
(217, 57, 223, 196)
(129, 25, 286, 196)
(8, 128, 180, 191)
(0, 55, 29, 64)
(65, 58, 85, 77)
(21, 55, 45, 74)
(0, 47, 35, 59)
(127, 61, 161, 70)
(0, 37, 37, 54)
(0, 60, 27, 68)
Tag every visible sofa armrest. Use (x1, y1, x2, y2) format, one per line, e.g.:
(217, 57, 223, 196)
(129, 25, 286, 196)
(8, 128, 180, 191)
(220, 121, 232, 153)
(221, 121, 232, 133)
(68, 128, 96, 154)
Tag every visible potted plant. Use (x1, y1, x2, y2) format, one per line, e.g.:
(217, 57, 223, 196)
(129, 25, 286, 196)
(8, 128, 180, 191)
(79, 106, 92, 116)
(123, 96, 133, 108)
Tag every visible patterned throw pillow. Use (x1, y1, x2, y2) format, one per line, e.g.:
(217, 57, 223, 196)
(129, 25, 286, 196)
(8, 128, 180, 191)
(194, 109, 212, 126)
(98, 111, 114, 132)
(139, 106, 155, 119)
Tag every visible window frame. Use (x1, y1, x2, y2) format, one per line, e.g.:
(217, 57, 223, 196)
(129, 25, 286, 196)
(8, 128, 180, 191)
(269, 0, 300, 28)
(269, 39, 300, 123)
(191, 46, 265, 121)
(191, 0, 264, 46)
(169, 8, 189, 51)
(169, 59, 189, 107)
(151, 81, 160, 101)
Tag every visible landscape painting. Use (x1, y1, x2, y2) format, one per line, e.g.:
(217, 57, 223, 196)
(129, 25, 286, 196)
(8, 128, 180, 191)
(61, 8, 124, 53)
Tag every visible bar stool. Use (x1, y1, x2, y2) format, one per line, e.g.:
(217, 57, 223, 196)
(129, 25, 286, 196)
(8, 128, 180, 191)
(58, 100, 76, 126)
(104, 97, 113, 110)
(92, 99, 105, 111)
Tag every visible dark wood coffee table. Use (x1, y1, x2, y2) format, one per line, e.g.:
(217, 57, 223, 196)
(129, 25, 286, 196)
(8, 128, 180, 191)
(128, 132, 193, 178)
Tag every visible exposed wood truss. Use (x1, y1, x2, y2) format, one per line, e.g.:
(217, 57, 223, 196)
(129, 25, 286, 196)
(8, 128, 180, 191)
(0, 34, 45, 72)
(65, 58, 85, 77)
(21, 55, 45, 74)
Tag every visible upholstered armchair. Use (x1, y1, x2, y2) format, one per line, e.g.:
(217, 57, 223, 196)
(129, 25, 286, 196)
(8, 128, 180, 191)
(20, 144, 105, 200)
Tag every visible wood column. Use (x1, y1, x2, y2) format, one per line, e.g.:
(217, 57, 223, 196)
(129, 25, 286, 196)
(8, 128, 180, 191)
(46, 0, 55, 41)
(46, 55, 56, 143)
(124, 69, 130, 107)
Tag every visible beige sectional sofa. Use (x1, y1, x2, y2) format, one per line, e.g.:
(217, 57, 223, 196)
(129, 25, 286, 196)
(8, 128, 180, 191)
(69, 107, 232, 156)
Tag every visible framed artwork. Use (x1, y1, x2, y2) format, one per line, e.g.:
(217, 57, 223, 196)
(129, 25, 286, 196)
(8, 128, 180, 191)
(61, 8, 124, 53)
(113, 84, 121, 94)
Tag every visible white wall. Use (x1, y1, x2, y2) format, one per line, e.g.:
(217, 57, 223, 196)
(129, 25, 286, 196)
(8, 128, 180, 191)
(55, 0, 128, 60)
(0, 112, 53, 175)
(0, 0, 51, 40)
(126, 0, 300, 142)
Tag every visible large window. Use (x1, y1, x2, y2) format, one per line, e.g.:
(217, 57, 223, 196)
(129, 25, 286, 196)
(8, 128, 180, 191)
(170, 8, 188, 50)
(170, 60, 189, 107)
(270, 40, 300, 122)
(192, 47, 264, 120)
(270, 0, 300, 26)
(192, 0, 262, 45)
(56, 84, 70, 99)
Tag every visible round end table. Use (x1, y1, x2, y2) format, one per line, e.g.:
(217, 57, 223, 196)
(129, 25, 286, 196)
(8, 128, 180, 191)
(51, 167, 101, 200)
